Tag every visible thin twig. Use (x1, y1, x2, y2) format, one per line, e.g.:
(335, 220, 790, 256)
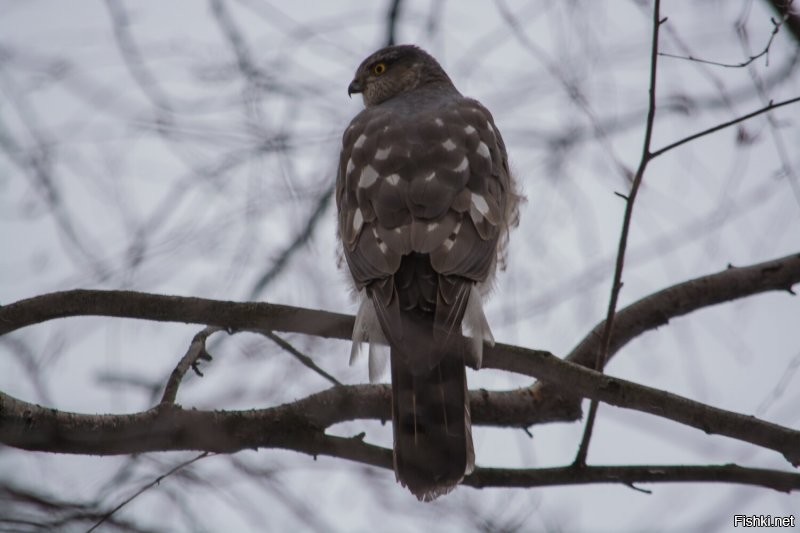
(650, 95, 800, 158)
(495, 0, 632, 181)
(386, 0, 403, 46)
(87, 452, 211, 532)
(765, 0, 800, 43)
(573, 0, 664, 467)
(249, 184, 334, 298)
(161, 326, 221, 405)
(105, 0, 173, 111)
(659, 3, 790, 68)
(263, 331, 343, 386)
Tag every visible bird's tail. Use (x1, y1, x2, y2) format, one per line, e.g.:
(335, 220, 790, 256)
(390, 347, 474, 501)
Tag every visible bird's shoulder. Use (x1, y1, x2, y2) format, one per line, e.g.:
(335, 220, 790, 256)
(342, 89, 500, 153)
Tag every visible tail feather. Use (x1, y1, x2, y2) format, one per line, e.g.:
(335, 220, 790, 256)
(391, 346, 474, 501)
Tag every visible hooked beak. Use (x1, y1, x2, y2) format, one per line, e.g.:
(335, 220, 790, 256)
(347, 78, 364, 98)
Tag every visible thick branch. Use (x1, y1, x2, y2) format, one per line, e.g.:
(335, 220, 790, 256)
(2, 254, 797, 352)
(465, 464, 800, 493)
(266, 431, 800, 494)
(3, 253, 797, 424)
(1, 253, 799, 464)
(0, 289, 354, 340)
(2, 349, 800, 466)
(533, 253, 800, 411)
(1, 390, 798, 493)
(567, 254, 799, 369)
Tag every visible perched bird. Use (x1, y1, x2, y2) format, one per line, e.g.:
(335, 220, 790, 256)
(336, 44, 519, 501)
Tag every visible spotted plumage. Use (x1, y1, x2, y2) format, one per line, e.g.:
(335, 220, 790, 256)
(337, 44, 519, 501)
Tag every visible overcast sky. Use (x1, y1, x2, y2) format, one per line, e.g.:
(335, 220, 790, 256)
(1, 1, 799, 531)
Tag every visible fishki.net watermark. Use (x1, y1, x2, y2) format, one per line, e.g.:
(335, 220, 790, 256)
(733, 515, 796, 528)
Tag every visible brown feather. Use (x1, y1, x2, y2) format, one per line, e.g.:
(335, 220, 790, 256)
(337, 45, 519, 500)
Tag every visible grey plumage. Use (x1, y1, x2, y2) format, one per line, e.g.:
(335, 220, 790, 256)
(337, 44, 518, 501)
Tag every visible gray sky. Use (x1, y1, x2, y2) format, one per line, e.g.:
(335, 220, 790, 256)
(1, 1, 799, 531)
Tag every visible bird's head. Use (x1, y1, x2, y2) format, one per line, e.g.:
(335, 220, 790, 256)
(348, 44, 452, 107)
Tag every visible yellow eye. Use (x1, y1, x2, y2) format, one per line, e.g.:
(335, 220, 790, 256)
(373, 62, 387, 75)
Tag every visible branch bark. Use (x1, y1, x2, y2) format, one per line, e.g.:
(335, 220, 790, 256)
(1, 390, 798, 493)
(533, 252, 800, 415)
(1, 253, 799, 467)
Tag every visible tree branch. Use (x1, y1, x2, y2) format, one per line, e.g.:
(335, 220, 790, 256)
(765, 0, 800, 44)
(465, 464, 800, 493)
(575, 0, 664, 467)
(1, 388, 798, 493)
(263, 331, 343, 387)
(651, 95, 800, 158)
(1, 253, 799, 465)
(2, 340, 800, 466)
(160, 326, 220, 405)
(533, 252, 800, 410)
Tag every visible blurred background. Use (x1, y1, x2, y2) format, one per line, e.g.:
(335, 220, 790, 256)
(1, 1, 799, 531)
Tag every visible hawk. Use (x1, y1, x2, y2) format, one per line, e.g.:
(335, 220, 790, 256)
(336, 44, 519, 501)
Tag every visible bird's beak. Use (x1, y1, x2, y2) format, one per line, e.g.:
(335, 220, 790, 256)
(348, 78, 364, 98)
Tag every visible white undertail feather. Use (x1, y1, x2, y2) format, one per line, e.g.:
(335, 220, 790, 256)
(461, 286, 494, 369)
(352, 286, 493, 379)
(350, 289, 389, 382)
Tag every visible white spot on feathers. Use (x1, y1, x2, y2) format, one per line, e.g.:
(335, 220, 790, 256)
(464, 125, 477, 135)
(453, 157, 468, 173)
(358, 165, 379, 188)
(372, 226, 389, 254)
(435, 118, 444, 126)
(354, 134, 367, 148)
(375, 146, 392, 160)
(471, 193, 490, 216)
(476, 141, 491, 160)
(424, 171, 436, 182)
(442, 139, 457, 151)
(346, 158, 355, 176)
(386, 173, 400, 186)
(443, 221, 462, 250)
(353, 208, 364, 232)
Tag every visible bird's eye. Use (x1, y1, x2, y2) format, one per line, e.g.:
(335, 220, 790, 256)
(372, 62, 387, 75)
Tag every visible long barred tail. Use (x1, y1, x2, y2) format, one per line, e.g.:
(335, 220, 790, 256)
(390, 347, 474, 501)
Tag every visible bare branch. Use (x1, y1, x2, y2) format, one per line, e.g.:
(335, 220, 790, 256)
(765, 0, 800, 44)
(88, 453, 211, 532)
(3, 335, 800, 466)
(575, 0, 665, 467)
(263, 331, 343, 387)
(4, 254, 796, 354)
(566, 255, 800, 370)
(535, 253, 800, 418)
(651, 95, 800, 158)
(1, 386, 799, 493)
(465, 464, 800, 493)
(1, 254, 799, 465)
(659, 2, 791, 68)
(248, 185, 334, 298)
(104, 0, 174, 111)
(160, 327, 221, 405)
(386, 0, 403, 46)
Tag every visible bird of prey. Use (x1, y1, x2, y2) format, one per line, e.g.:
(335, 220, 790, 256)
(336, 44, 519, 501)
